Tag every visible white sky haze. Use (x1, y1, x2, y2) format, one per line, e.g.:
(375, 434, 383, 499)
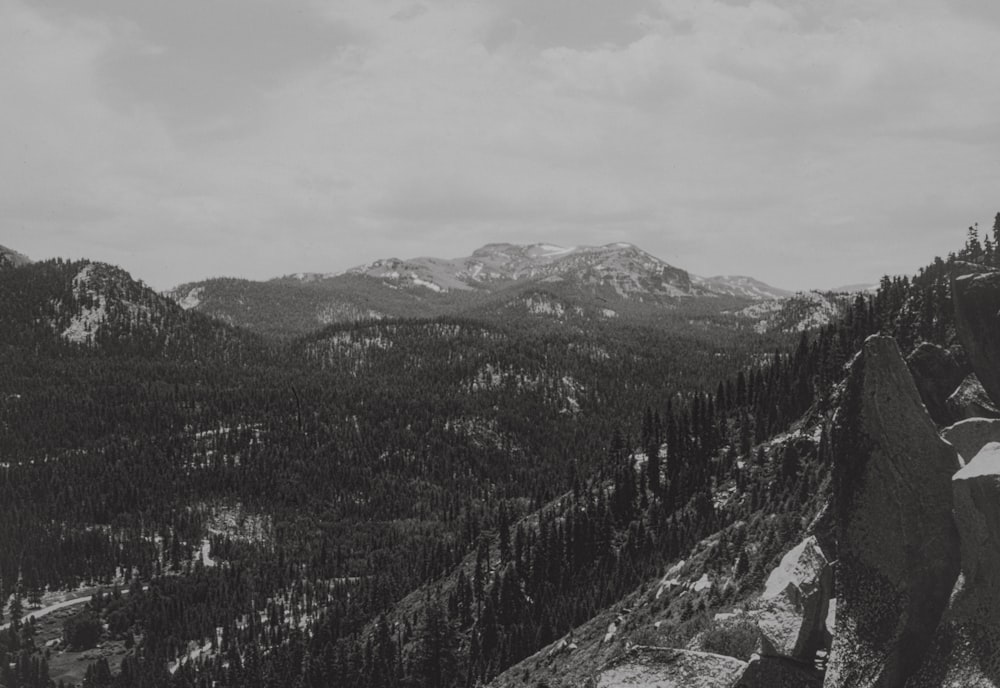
(3, 0, 1000, 290)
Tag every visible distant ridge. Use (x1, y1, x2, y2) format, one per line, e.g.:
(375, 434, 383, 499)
(827, 282, 877, 294)
(167, 241, 796, 336)
(691, 274, 792, 300)
(0, 244, 31, 267)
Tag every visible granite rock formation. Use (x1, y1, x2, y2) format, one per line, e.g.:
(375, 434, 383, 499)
(824, 335, 961, 688)
(906, 442, 1000, 687)
(946, 374, 1000, 420)
(593, 647, 746, 688)
(906, 342, 968, 425)
(942, 417, 1000, 465)
(752, 536, 832, 661)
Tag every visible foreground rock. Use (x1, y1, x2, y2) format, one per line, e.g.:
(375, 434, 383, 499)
(906, 342, 967, 425)
(946, 373, 1000, 420)
(907, 442, 1000, 687)
(734, 655, 823, 688)
(594, 647, 745, 688)
(752, 535, 832, 660)
(952, 269, 1000, 406)
(942, 417, 1000, 465)
(824, 335, 961, 688)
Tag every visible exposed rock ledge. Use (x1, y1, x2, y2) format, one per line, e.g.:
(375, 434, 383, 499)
(594, 647, 746, 688)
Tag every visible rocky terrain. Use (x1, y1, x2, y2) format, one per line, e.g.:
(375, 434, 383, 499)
(561, 263, 1000, 686)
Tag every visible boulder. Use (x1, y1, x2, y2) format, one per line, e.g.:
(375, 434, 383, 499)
(594, 647, 746, 688)
(906, 442, 1000, 687)
(752, 536, 832, 661)
(952, 269, 1000, 407)
(906, 342, 968, 425)
(733, 655, 823, 688)
(945, 374, 1000, 421)
(824, 335, 961, 688)
(942, 417, 1000, 465)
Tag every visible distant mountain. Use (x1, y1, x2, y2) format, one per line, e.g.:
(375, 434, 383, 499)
(692, 274, 792, 300)
(827, 282, 878, 294)
(169, 242, 792, 337)
(332, 242, 702, 298)
(0, 258, 256, 360)
(735, 290, 850, 334)
(0, 244, 31, 268)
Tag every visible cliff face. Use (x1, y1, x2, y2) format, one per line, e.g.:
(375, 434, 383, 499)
(824, 335, 961, 688)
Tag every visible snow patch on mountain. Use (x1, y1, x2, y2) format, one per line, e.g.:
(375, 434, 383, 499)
(60, 264, 153, 344)
(177, 286, 204, 310)
(527, 295, 565, 317)
(62, 266, 108, 344)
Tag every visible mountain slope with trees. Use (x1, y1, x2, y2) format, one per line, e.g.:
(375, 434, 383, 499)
(0, 215, 996, 687)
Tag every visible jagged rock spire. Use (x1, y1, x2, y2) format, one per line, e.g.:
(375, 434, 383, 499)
(824, 335, 961, 688)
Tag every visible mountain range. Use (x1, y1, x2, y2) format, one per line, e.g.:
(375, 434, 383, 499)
(166, 242, 814, 338)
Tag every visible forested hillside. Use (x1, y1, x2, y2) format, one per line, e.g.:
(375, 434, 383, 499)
(0, 219, 994, 688)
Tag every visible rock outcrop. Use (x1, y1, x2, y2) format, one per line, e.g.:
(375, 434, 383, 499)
(906, 442, 1000, 687)
(942, 417, 1000, 465)
(952, 269, 1000, 407)
(733, 655, 823, 688)
(906, 342, 968, 425)
(752, 536, 832, 660)
(946, 373, 1000, 420)
(594, 647, 746, 688)
(824, 335, 961, 688)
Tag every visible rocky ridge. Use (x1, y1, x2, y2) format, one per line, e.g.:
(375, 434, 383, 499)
(575, 264, 1000, 687)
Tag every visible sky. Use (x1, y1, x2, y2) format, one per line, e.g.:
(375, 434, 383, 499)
(3, 0, 1000, 291)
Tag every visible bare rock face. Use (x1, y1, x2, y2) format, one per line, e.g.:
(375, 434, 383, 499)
(594, 647, 746, 688)
(945, 373, 1000, 421)
(942, 417, 1000, 465)
(906, 442, 1000, 687)
(952, 269, 1000, 407)
(752, 536, 832, 661)
(906, 342, 968, 425)
(733, 655, 823, 688)
(824, 335, 961, 688)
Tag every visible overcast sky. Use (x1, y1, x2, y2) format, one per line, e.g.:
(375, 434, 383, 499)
(3, 0, 1000, 291)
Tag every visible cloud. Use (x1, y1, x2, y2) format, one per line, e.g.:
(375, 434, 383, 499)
(3, 0, 1000, 291)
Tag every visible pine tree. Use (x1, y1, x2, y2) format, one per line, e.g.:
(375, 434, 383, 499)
(408, 603, 458, 688)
